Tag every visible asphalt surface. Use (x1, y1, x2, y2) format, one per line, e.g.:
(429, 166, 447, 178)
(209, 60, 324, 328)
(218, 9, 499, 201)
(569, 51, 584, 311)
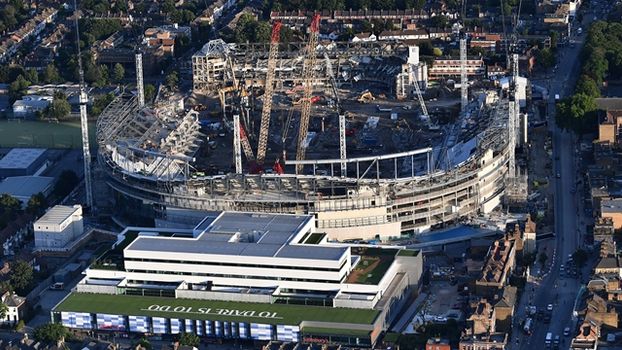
(510, 5, 603, 350)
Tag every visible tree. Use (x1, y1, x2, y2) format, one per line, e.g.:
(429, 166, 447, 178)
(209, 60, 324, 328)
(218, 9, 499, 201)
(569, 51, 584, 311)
(0, 193, 21, 215)
(26, 68, 39, 85)
(10, 260, 33, 293)
(165, 71, 179, 90)
(45, 93, 71, 121)
(178, 333, 200, 347)
(9, 74, 30, 102)
(556, 92, 598, 133)
(538, 252, 548, 267)
(135, 338, 152, 350)
(0, 303, 8, 321)
(33, 323, 68, 344)
(537, 48, 555, 69)
(26, 193, 48, 216)
(144, 84, 156, 103)
(429, 15, 448, 28)
(572, 249, 588, 267)
(112, 63, 125, 83)
(54, 170, 79, 198)
(432, 47, 443, 56)
(575, 75, 601, 97)
(43, 64, 61, 84)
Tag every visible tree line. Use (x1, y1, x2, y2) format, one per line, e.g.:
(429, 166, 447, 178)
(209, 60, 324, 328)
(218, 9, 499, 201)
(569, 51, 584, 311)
(556, 21, 622, 133)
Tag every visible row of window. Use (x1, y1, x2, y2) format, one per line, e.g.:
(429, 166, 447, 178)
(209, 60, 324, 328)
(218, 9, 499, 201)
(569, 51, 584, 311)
(124, 256, 348, 273)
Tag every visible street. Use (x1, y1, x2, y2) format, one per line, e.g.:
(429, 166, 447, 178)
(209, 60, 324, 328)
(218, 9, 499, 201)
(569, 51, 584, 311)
(510, 5, 603, 350)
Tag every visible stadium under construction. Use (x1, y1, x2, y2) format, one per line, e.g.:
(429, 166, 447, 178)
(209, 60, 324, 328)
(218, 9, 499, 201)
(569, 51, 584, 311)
(95, 19, 526, 241)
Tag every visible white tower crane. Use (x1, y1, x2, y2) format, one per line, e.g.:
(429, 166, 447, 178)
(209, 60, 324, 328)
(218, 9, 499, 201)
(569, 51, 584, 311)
(73, 0, 93, 209)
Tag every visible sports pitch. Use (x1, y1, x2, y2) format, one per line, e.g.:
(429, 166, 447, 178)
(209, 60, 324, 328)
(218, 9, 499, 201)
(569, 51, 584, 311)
(0, 120, 96, 149)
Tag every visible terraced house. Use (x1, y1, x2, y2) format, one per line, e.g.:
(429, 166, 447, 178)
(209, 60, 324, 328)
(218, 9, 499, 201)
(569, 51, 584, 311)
(53, 212, 423, 347)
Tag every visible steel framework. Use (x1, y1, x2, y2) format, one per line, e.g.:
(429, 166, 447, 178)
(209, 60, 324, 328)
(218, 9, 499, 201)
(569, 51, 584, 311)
(295, 14, 321, 174)
(257, 22, 282, 166)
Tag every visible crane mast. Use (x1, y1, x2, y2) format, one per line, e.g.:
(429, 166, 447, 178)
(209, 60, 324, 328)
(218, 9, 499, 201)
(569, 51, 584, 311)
(73, 0, 93, 209)
(324, 53, 346, 176)
(295, 14, 321, 174)
(256, 21, 282, 166)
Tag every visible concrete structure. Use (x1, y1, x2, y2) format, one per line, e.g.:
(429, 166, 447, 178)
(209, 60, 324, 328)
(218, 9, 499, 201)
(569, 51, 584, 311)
(594, 217, 615, 242)
(34, 205, 84, 250)
(0, 291, 25, 326)
(0, 148, 48, 178)
(12, 95, 53, 118)
(97, 86, 512, 239)
(54, 212, 423, 347)
(429, 58, 486, 79)
(0, 176, 54, 205)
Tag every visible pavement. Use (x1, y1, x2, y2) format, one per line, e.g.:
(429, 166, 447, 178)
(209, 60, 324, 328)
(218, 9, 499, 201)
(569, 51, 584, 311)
(509, 4, 604, 350)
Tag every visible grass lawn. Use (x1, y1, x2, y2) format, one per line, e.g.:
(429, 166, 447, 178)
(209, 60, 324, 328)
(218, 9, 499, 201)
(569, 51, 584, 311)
(55, 293, 379, 326)
(0, 120, 96, 149)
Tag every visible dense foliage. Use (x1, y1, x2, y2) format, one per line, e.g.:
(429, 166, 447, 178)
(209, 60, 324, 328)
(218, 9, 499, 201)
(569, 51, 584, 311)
(555, 21, 622, 133)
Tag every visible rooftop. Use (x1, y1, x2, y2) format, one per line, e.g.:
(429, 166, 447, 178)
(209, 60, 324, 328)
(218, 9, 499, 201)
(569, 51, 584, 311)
(126, 212, 348, 261)
(0, 148, 46, 170)
(0, 176, 54, 199)
(601, 199, 622, 213)
(35, 205, 82, 227)
(54, 293, 379, 325)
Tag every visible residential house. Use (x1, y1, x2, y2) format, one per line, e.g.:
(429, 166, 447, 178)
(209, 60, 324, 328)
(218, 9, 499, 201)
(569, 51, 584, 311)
(475, 237, 516, 297)
(594, 217, 615, 242)
(0, 291, 25, 326)
(570, 321, 600, 350)
(494, 286, 517, 333)
(585, 294, 619, 329)
(378, 29, 429, 41)
(459, 333, 507, 350)
(601, 198, 622, 229)
(12, 95, 53, 118)
(426, 338, 451, 350)
(351, 32, 376, 42)
(466, 299, 496, 335)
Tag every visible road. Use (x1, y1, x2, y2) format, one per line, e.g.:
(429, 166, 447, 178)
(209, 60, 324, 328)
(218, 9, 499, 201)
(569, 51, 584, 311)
(510, 4, 604, 349)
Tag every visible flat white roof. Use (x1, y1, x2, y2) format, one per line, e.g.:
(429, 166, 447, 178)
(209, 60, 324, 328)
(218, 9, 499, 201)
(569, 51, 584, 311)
(127, 212, 348, 261)
(0, 148, 46, 170)
(36, 205, 81, 226)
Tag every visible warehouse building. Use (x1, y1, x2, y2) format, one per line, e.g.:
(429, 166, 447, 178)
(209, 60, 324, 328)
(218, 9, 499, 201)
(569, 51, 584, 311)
(0, 148, 48, 178)
(53, 212, 423, 347)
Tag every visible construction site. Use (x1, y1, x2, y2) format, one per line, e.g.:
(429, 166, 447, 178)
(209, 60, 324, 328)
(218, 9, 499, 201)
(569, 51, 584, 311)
(94, 15, 527, 240)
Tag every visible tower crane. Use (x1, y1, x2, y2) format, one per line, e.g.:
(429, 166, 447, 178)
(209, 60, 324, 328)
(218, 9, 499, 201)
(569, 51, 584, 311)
(256, 21, 282, 167)
(73, 0, 93, 209)
(295, 14, 321, 174)
(324, 53, 347, 176)
(409, 64, 429, 123)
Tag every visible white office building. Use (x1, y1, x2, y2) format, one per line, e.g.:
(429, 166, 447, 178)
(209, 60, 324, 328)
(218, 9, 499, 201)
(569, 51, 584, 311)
(55, 212, 423, 347)
(34, 205, 84, 250)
